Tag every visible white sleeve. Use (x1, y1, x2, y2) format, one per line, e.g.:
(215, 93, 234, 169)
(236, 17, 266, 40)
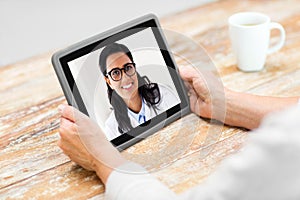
(105, 162, 178, 200)
(104, 113, 121, 141)
(104, 126, 115, 141)
(158, 84, 180, 109)
(180, 106, 300, 200)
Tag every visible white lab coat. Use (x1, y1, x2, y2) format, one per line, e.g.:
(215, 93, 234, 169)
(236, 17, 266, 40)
(104, 84, 180, 141)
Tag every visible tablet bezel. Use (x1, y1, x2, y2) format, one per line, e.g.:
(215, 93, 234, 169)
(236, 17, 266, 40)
(52, 14, 190, 150)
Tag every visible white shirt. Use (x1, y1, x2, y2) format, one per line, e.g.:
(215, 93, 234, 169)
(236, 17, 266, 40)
(104, 84, 180, 141)
(127, 98, 147, 124)
(105, 105, 300, 200)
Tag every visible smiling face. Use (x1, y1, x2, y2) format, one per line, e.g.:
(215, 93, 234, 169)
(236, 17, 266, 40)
(105, 52, 139, 101)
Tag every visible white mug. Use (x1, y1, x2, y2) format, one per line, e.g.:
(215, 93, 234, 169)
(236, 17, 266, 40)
(228, 12, 285, 72)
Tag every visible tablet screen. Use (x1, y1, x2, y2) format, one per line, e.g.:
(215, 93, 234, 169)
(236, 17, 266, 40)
(55, 16, 189, 148)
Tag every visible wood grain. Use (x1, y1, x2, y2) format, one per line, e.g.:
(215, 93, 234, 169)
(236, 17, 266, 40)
(1, 0, 300, 199)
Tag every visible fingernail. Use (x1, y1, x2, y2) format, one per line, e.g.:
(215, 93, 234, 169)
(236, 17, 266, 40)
(58, 104, 65, 113)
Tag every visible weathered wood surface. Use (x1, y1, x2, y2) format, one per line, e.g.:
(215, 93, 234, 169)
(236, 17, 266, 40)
(1, 0, 300, 199)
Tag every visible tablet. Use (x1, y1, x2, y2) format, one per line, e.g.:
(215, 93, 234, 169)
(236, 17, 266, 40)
(52, 14, 190, 150)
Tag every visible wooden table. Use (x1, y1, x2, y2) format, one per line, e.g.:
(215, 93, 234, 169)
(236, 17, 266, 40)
(1, 0, 300, 199)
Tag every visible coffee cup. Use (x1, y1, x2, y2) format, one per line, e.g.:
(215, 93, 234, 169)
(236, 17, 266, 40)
(228, 12, 285, 72)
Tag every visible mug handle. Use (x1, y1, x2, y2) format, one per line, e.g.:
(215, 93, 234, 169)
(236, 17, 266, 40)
(267, 22, 286, 54)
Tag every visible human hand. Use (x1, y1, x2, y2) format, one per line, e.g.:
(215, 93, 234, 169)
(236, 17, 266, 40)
(179, 65, 300, 129)
(179, 65, 227, 122)
(57, 104, 126, 184)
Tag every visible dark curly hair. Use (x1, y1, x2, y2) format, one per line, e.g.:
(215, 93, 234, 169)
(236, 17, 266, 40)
(99, 43, 161, 133)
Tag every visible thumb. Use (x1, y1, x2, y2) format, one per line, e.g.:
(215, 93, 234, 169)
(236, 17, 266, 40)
(59, 104, 89, 123)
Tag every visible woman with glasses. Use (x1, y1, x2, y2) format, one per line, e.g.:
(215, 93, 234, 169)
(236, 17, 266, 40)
(99, 43, 179, 140)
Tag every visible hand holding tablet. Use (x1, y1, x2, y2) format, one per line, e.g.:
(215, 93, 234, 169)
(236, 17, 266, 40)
(52, 14, 190, 150)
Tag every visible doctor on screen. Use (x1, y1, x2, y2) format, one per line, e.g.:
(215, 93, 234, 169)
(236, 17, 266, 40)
(99, 43, 179, 140)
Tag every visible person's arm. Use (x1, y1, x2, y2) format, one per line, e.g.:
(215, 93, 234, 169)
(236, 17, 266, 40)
(58, 105, 177, 199)
(225, 91, 299, 129)
(178, 65, 300, 129)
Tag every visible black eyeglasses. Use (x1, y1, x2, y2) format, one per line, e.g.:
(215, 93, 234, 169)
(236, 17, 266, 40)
(106, 63, 136, 81)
